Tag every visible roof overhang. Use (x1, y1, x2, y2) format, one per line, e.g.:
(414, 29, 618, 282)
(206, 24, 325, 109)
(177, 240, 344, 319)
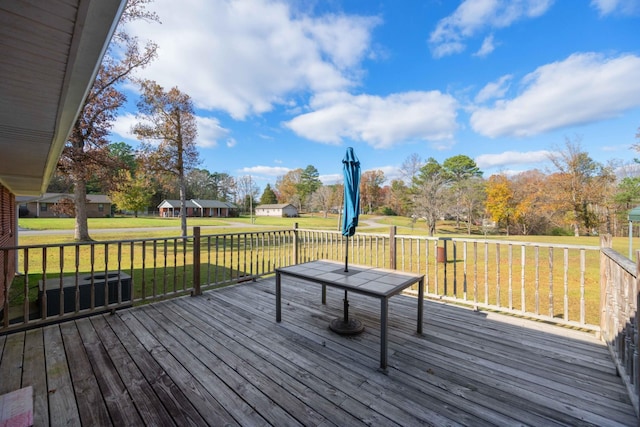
(0, 0, 126, 196)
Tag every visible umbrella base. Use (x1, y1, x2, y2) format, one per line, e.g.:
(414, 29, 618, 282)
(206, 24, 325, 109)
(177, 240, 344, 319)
(329, 317, 364, 335)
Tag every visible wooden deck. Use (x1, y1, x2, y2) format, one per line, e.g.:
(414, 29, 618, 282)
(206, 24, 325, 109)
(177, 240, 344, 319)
(0, 276, 637, 426)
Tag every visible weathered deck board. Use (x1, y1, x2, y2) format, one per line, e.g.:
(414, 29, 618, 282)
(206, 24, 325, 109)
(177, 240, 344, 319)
(22, 328, 49, 427)
(0, 277, 637, 426)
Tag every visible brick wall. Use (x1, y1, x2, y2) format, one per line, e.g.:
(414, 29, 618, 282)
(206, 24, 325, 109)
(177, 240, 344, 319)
(0, 183, 16, 305)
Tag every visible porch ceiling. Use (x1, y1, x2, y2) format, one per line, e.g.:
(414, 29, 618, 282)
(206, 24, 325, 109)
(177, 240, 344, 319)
(0, 0, 126, 196)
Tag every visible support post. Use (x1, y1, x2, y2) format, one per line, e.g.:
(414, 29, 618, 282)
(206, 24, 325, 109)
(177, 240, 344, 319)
(389, 226, 397, 270)
(192, 227, 201, 296)
(293, 222, 299, 265)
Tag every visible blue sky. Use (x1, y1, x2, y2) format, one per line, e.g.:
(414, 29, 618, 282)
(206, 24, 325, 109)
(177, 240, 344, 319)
(112, 0, 640, 189)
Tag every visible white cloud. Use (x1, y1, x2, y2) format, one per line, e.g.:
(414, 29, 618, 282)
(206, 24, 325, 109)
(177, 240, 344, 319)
(110, 113, 138, 141)
(226, 138, 237, 148)
(475, 150, 553, 168)
(429, 0, 553, 58)
(239, 165, 291, 176)
(474, 34, 496, 57)
(591, 0, 640, 15)
(319, 173, 342, 185)
(196, 116, 229, 148)
(110, 113, 229, 148)
(285, 91, 458, 148)
(125, 0, 379, 120)
(470, 53, 640, 138)
(475, 74, 513, 103)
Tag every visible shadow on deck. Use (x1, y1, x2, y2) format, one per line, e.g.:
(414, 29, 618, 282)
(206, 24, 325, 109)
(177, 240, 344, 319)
(0, 277, 636, 426)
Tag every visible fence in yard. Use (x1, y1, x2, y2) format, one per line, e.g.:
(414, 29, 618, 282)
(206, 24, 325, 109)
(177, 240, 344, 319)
(0, 225, 621, 336)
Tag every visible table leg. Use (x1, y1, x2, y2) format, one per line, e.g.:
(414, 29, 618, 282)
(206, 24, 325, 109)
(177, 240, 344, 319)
(380, 298, 388, 370)
(276, 272, 281, 322)
(322, 284, 326, 304)
(418, 277, 424, 334)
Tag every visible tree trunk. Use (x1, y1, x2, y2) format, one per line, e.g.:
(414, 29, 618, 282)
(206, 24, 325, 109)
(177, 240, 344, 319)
(74, 179, 91, 241)
(179, 175, 187, 237)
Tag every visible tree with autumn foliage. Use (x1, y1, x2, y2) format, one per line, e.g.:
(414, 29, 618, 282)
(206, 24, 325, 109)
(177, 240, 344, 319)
(485, 174, 515, 235)
(57, 1, 158, 241)
(276, 169, 303, 207)
(109, 168, 154, 217)
(134, 81, 200, 237)
(360, 169, 385, 214)
(547, 137, 614, 236)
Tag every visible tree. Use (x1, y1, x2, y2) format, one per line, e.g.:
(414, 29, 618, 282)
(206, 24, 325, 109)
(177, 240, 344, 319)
(547, 137, 613, 236)
(510, 170, 550, 235)
(260, 184, 278, 204)
(400, 153, 423, 184)
(387, 179, 411, 216)
(276, 169, 303, 206)
(186, 169, 217, 200)
(442, 154, 483, 230)
(57, 1, 158, 241)
(310, 186, 333, 218)
(109, 169, 154, 217)
(108, 142, 138, 173)
(411, 158, 449, 236)
(360, 170, 385, 214)
(236, 176, 259, 215)
(298, 165, 322, 211)
(134, 81, 200, 237)
(485, 174, 515, 235)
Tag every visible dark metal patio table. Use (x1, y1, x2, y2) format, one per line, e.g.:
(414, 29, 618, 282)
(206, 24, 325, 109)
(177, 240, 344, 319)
(275, 260, 424, 370)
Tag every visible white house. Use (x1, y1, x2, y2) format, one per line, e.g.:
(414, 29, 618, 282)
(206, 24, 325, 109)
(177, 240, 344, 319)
(255, 203, 298, 218)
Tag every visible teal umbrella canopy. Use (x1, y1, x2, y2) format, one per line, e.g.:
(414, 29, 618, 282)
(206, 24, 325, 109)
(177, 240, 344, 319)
(342, 147, 360, 237)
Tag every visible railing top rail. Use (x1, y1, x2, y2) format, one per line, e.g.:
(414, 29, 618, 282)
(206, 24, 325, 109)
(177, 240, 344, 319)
(0, 228, 299, 252)
(1, 234, 197, 251)
(295, 228, 601, 250)
(601, 247, 637, 277)
(438, 237, 599, 251)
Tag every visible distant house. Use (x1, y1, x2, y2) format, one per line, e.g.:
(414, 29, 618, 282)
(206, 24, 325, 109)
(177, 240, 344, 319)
(20, 193, 111, 218)
(255, 203, 298, 218)
(158, 199, 237, 217)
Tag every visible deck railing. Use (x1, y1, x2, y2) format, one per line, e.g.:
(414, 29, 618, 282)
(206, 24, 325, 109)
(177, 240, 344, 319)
(0, 224, 615, 335)
(600, 234, 639, 414)
(0, 228, 295, 333)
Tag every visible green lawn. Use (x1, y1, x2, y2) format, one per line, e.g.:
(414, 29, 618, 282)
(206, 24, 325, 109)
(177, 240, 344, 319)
(18, 214, 638, 256)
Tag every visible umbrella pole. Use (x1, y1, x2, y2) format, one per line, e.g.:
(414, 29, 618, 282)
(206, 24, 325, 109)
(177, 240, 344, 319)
(344, 235, 349, 272)
(343, 290, 349, 323)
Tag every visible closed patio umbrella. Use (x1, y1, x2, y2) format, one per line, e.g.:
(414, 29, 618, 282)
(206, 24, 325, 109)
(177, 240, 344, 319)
(330, 147, 364, 335)
(342, 147, 360, 272)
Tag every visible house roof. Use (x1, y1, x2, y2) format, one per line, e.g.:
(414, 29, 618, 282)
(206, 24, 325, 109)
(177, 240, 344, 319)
(256, 204, 296, 210)
(192, 199, 236, 209)
(20, 193, 111, 204)
(158, 200, 199, 209)
(0, 1, 126, 196)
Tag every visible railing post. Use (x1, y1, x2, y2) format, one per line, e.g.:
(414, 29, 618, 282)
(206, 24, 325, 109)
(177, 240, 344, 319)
(293, 223, 299, 265)
(635, 251, 640, 402)
(600, 234, 612, 339)
(193, 227, 201, 296)
(389, 226, 396, 270)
